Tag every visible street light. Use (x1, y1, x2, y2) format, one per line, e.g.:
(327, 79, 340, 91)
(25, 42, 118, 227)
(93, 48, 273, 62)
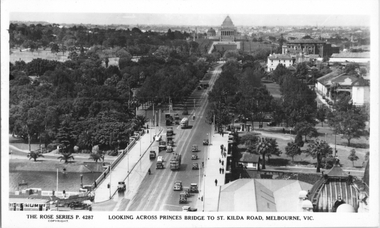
(109, 166, 112, 199)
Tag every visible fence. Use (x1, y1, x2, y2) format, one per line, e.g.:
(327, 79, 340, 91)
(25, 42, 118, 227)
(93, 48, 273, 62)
(92, 129, 162, 194)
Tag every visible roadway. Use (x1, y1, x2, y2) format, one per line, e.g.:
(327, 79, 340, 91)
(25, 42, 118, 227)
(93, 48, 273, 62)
(121, 64, 223, 211)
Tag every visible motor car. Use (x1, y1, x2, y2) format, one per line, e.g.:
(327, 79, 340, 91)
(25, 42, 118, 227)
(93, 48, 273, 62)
(191, 154, 198, 160)
(173, 181, 183, 191)
(166, 145, 174, 153)
(179, 192, 187, 203)
(182, 206, 197, 212)
(69, 201, 88, 210)
(191, 144, 198, 152)
(192, 163, 199, 170)
(190, 183, 198, 193)
(149, 151, 156, 159)
(202, 139, 209, 145)
(117, 181, 126, 192)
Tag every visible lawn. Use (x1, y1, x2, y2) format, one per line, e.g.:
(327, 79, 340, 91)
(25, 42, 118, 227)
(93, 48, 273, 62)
(10, 48, 69, 63)
(264, 82, 282, 99)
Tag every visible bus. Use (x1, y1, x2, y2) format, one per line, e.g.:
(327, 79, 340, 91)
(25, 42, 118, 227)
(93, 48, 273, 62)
(180, 118, 189, 129)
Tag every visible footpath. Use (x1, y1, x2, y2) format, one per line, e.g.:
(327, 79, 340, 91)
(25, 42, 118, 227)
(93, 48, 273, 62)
(196, 130, 229, 212)
(94, 127, 162, 202)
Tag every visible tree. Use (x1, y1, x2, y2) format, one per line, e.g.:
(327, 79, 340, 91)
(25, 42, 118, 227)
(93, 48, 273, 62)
(27, 151, 44, 162)
(295, 62, 309, 80)
(328, 102, 368, 146)
(89, 151, 105, 163)
(285, 141, 301, 161)
(265, 138, 281, 163)
(50, 43, 59, 53)
(240, 133, 260, 153)
(304, 139, 333, 172)
(132, 115, 148, 131)
(348, 149, 359, 167)
(316, 105, 327, 127)
(294, 121, 318, 142)
(57, 149, 75, 163)
(256, 137, 277, 169)
(294, 133, 304, 147)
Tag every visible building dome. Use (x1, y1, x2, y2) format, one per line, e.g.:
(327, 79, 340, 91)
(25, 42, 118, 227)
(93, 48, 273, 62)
(336, 204, 356, 213)
(302, 200, 313, 209)
(207, 27, 216, 36)
(308, 165, 366, 212)
(208, 28, 216, 33)
(299, 190, 308, 199)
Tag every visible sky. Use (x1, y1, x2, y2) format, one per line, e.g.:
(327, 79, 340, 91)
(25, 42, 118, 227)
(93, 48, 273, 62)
(2, 0, 377, 27)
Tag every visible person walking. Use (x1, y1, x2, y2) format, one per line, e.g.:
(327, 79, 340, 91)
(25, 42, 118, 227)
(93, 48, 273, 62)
(215, 179, 218, 186)
(219, 158, 221, 164)
(219, 168, 222, 174)
(222, 160, 224, 166)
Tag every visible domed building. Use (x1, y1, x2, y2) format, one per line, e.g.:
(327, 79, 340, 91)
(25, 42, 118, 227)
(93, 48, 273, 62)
(219, 15, 237, 42)
(207, 27, 216, 38)
(307, 164, 369, 213)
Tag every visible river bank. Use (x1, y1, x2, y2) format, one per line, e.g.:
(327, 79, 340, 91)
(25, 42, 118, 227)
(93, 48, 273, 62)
(10, 159, 106, 173)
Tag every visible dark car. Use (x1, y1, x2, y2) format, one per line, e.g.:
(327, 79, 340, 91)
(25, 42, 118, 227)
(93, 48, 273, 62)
(69, 201, 88, 210)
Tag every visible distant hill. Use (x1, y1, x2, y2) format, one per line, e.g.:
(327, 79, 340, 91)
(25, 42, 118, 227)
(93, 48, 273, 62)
(10, 20, 49, 25)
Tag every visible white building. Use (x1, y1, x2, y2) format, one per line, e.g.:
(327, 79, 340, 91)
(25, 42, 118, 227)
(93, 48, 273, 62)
(351, 77, 370, 106)
(315, 69, 370, 106)
(267, 54, 295, 72)
(329, 52, 370, 65)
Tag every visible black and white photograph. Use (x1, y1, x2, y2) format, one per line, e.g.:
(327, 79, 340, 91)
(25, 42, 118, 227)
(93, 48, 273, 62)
(1, 0, 379, 227)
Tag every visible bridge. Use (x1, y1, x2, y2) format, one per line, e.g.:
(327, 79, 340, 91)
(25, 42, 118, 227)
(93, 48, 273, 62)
(90, 127, 163, 202)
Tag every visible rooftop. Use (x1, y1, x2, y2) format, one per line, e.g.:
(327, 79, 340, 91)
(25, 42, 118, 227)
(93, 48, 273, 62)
(287, 39, 326, 44)
(268, 54, 294, 60)
(331, 52, 370, 58)
(239, 152, 260, 163)
(221, 16, 235, 28)
(219, 179, 312, 212)
(352, 77, 370, 87)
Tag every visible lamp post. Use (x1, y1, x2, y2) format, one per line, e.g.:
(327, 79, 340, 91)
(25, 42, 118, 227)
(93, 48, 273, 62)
(139, 138, 142, 170)
(109, 166, 112, 199)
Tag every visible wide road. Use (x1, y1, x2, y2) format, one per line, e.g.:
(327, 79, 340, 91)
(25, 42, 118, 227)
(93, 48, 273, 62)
(125, 64, 222, 211)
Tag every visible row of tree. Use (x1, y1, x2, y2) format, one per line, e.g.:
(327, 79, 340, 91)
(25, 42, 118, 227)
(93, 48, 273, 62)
(10, 26, 210, 155)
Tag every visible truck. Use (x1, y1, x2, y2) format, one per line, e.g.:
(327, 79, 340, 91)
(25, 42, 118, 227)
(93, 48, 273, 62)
(170, 153, 181, 171)
(165, 113, 173, 126)
(149, 151, 156, 159)
(158, 141, 167, 152)
(167, 127, 173, 136)
(180, 117, 189, 129)
(156, 156, 164, 169)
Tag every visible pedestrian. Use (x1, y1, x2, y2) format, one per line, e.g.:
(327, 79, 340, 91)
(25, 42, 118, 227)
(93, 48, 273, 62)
(222, 169, 224, 174)
(222, 131, 224, 137)
(282, 128, 285, 134)
(202, 162, 204, 167)
(219, 158, 221, 164)
(215, 179, 218, 186)
(224, 152, 226, 158)
(222, 160, 224, 166)
(219, 168, 222, 174)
